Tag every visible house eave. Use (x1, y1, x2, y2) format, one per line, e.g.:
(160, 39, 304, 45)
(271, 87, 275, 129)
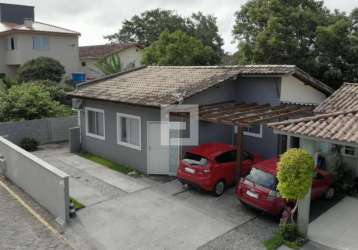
(273, 130, 358, 148)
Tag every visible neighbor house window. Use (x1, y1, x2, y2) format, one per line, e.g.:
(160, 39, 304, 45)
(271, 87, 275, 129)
(342, 146, 357, 157)
(117, 113, 141, 150)
(243, 124, 263, 138)
(85, 108, 105, 140)
(33, 36, 49, 50)
(6, 37, 16, 50)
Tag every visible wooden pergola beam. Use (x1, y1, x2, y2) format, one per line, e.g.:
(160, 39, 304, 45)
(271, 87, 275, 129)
(227, 105, 293, 123)
(221, 105, 277, 122)
(247, 107, 312, 124)
(200, 116, 250, 127)
(203, 103, 270, 121)
(199, 103, 311, 127)
(200, 102, 252, 116)
(236, 126, 244, 182)
(199, 102, 237, 113)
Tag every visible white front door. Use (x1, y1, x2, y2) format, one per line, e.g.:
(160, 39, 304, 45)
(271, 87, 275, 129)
(147, 122, 170, 175)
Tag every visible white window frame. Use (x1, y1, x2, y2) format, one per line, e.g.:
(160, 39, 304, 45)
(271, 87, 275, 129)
(243, 124, 263, 138)
(32, 36, 49, 50)
(117, 113, 141, 151)
(85, 107, 105, 140)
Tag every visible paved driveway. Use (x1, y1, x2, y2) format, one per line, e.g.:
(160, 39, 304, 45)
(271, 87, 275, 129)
(74, 182, 257, 250)
(34, 143, 259, 250)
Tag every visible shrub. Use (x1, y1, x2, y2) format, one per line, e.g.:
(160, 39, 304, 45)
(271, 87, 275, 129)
(0, 83, 72, 122)
(96, 54, 122, 75)
(277, 149, 315, 201)
(279, 222, 299, 242)
(19, 138, 39, 152)
(16, 57, 65, 83)
(30, 80, 74, 105)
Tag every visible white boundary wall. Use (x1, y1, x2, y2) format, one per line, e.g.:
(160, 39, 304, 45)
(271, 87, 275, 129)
(0, 137, 69, 224)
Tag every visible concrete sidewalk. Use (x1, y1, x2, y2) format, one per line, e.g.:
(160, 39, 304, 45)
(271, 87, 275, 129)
(308, 197, 358, 250)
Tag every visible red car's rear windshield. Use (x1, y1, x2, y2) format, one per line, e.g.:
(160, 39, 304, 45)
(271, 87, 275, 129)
(183, 152, 208, 167)
(246, 168, 277, 190)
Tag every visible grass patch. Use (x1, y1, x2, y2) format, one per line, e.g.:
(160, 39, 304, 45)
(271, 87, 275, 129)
(79, 152, 142, 177)
(264, 232, 284, 250)
(70, 197, 85, 210)
(264, 232, 305, 250)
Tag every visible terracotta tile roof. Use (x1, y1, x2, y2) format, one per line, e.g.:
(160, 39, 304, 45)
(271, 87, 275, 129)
(269, 109, 358, 145)
(69, 65, 332, 107)
(0, 21, 80, 35)
(314, 83, 358, 113)
(79, 43, 143, 59)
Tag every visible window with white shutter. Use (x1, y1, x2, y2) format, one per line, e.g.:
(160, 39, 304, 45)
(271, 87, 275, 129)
(117, 113, 141, 150)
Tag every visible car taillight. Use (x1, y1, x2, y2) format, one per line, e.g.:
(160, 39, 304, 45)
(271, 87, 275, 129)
(267, 190, 280, 200)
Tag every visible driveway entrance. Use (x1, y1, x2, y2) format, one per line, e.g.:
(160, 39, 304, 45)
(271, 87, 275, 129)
(308, 197, 358, 250)
(34, 143, 257, 250)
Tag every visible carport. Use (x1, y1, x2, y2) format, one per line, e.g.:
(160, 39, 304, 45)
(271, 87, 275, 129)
(270, 109, 358, 247)
(198, 101, 313, 178)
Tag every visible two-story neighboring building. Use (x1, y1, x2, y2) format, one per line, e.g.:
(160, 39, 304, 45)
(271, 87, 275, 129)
(0, 3, 80, 78)
(79, 43, 143, 80)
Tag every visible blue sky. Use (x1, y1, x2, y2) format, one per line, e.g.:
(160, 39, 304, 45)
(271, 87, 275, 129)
(10, 0, 358, 53)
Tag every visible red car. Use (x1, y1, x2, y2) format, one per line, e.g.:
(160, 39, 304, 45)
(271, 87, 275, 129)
(177, 143, 262, 196)
(236, 158, 335, 216)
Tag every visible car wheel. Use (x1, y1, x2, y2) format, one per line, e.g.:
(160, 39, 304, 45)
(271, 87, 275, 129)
(325, 187, 335, 200)
(213, 180, 225, 196)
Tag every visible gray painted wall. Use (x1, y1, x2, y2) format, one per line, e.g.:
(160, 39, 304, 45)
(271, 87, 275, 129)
(79, 76, 283, 173)
(0, 116, 77, 145)
(0, 3, 34, 24)
(235, 77, 281, 158)
(185, 77, 281, 159)
(0, 136, 69, 224)
(235, 77, 281, 105)
(79, 99, 160, 173)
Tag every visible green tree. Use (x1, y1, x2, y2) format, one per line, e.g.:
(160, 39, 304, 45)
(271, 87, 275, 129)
(315, 11, 358, 88)
(142, 30, 217, 66)
(277, 148, 315, 222)
(96, 54, 122, 75)
(31, 80, 74, 105)
(105, 9, 188, 46)
(16, 57, 65, 83)
(232, 0, 358, 89)
(105, 9, 223, 64)
(0, 83, 71, 122)
(187, 12, 224, 60)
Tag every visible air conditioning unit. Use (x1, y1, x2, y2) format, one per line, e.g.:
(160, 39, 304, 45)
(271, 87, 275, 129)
(72, 98, 83, 110)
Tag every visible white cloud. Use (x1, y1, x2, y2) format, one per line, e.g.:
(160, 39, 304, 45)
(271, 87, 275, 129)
(9, 0, 358, 53)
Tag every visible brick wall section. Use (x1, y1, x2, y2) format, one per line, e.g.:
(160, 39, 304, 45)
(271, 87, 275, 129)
(0, 116, 77, 145)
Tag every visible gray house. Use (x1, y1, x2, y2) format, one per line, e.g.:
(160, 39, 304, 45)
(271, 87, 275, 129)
(69, 65, 333, 175)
